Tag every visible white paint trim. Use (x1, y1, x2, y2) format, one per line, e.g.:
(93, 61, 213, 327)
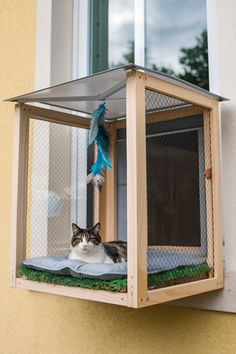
(72, 0, 89, 78)
(35, 0, 52, 90)
(172, 1, 236, 313)
(30, 0, 53, 256)
(134, 0, 145, 66)
(207, 0, 220, 95)
(77, 0, 89, 77)
(70, 0, 89, 231)
(32, 0, 74, 255)
(72, 0, 80, 78)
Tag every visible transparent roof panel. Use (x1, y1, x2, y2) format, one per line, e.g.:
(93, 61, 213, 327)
(6, 64, 226, 120)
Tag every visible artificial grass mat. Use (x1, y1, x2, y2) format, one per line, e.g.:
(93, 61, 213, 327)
(17, 263, 211, 293)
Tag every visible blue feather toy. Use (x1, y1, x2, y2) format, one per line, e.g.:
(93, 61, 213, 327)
(87, 102, 112, 190)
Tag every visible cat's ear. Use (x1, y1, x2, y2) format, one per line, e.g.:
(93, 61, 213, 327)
(91, 222, 101, 235)
(72, 223, 81, 235)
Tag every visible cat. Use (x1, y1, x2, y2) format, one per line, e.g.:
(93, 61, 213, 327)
(69, 222, 127, 264)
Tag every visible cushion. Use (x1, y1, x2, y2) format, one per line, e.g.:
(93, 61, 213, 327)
(23, 249, 207, 281)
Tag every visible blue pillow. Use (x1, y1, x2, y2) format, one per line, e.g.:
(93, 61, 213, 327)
(23, 249, 206, 281)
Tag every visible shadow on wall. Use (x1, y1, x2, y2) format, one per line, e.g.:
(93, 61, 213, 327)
(38, 294, 232, 354)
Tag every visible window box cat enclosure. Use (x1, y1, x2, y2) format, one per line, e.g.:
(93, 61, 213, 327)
(7, 64, 224, 308)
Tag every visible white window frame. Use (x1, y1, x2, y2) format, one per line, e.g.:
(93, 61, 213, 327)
(70, 0, 90, 230)
(32, 0, 74, 255)
(134, 0, 145, 66)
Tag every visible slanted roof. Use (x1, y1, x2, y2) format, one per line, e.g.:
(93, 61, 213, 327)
(6, 64, 226, 120)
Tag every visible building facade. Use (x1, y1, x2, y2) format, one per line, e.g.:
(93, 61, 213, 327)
(1, 0, 236, 352)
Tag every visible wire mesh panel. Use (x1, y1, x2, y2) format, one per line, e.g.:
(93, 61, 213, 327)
(116, 90, 214, 292)
(145, 89, 214, 290)
(26, 118, 94, 258)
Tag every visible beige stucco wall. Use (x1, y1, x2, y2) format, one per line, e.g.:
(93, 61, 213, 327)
(1, 1, 236, 353)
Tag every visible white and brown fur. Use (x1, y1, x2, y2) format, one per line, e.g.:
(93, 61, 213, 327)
(69, 223, 127, 264)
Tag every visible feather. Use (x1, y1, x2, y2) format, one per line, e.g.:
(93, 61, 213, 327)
(98, 125, 110, 152)
(89, 103, 106, 144)
(86, 172, 104, 191)
(87, 101, 112, 190)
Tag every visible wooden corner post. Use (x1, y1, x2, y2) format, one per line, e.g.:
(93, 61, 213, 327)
(105, 122, 116, 241)
(126, 71, 148, 308)
(210, 102, 223, 285)
(10, 104, 29, 287)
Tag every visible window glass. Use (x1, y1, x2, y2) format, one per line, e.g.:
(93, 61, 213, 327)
(109, 0, 134, 68)
(90, 0, 134, 73)
(145, 0, 208, 89)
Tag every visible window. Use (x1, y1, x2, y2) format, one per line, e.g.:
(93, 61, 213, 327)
(90, 0, 134, 73)
(145, 0, 208, 89)
(90, 0, 208, 88)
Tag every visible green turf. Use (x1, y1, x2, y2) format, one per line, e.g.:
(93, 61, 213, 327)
(17, 263, 211, 292)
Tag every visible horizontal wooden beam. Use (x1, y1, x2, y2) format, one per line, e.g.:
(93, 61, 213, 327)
(113, 104, 204, 130)
(139, 277, 223, 308)
(142, 72, 217, 109)
(22, 104, 90, 129)
(16, 278, 128, 306)
(146, 104, 204, 124)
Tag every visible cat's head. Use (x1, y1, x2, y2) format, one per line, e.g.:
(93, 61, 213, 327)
(71, 223, 101, 253)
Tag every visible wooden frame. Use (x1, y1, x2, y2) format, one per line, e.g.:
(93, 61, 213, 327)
(10, 105, 29, 287)
(125, 71, 223, 308)
(10, 69, 223, 308)
(10, 103, 127, 306)
(98, 123, 117, 242)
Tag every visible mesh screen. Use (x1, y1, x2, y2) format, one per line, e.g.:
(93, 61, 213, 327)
(116, 89, 214, 290)
(26, 119, 94, 258)
(145, 89, 190, 113)
(25, 88, 214, 292)
(145, 89, 214, 290)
